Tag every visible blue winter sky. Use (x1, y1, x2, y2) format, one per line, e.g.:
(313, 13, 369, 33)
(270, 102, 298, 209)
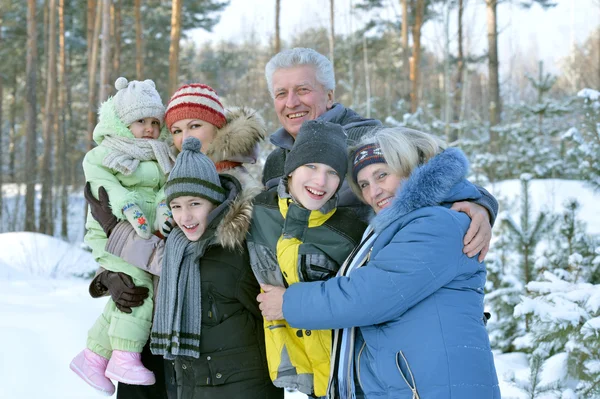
(190, 0, 600, 75)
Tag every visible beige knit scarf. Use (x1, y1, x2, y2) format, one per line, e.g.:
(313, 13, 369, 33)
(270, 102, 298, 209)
(101, 135, 176, 176)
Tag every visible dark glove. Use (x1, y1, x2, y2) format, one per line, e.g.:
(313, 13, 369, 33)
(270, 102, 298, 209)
(97, 270, 149, 313)
(85, 182, 118, 237)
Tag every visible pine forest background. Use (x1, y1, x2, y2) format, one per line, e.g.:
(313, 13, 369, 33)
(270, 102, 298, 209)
(1, 0, 599, 397)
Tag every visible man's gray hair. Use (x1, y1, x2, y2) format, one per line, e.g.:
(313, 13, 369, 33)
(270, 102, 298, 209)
(265, 47, 335, 98)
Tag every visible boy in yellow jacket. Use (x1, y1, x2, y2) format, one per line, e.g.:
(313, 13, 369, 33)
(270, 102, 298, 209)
(248, 120, 367, 397)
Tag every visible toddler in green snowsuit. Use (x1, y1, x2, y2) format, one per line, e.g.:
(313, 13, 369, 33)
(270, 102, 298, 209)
(70, 77, 176, 395)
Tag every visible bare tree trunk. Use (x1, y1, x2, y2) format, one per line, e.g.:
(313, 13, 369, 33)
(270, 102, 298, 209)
(87, 0, 96, 66)
(135, 0, 143, 79)
(0, 15, 3, 224)
(598, 20, 600, 87)
(329, 0, 335, 65)
(401, 0, 410, 100)
(25, 0, 39, 232)
(458, 65, 469, 142)
(454, 0, 464, 128)
(87, 0, 102, 151)
(363, 34, 371, 118)
(347, 0, 356, 107)
(99, 0, 111, 102)
(42, 0, 49, 97)
(409, 0, 425, 113)
(58, 0, 69, 240)
(274, 0, 281, 54)
(486, 0, 501, 132)
(67, 48, 76, 188)
(443, 0, 452, 142)
(51, 84, 60, 233)
(111, 0, 121, 83)
(9, 70, 17, 182)
(40, 0, 58, 235)
(168, 0, 183, 95)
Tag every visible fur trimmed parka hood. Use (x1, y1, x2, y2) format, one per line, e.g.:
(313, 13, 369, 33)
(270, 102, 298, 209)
(372, 147, 481, 233)
(204, 106, 266, 164)
(208, 167, 263, 250)
(92, 97, 169, 145)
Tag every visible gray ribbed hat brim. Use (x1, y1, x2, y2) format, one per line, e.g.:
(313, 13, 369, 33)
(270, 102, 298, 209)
(165, 177, 226, 206)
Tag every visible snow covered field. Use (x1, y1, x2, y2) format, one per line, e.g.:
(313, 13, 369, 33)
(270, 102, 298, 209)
(0, 179, 598, 398)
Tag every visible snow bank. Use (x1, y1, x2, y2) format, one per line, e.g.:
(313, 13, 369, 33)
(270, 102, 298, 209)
(0, 232, 98, 280)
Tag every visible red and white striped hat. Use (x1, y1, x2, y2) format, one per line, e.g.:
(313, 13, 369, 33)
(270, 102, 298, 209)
(164, 84, 227, 129)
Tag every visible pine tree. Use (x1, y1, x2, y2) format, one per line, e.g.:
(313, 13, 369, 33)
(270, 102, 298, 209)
(485, 174, 553, 351)
(515, 271, 600, 396)
(564, 89, 600, 191)
(537, 199, 599, 284)
(509, 349, 562, 398)
(513, 199, 600, 396)
(468, 62, 572, 182)
(485, 223, 524, 352)
(504, 174, 553, 289)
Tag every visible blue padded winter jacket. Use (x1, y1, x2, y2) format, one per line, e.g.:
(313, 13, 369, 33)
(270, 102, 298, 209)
(282, 148, 501, 399)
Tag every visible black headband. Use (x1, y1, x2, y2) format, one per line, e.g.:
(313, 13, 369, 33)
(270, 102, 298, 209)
(352, 143, 386, 183)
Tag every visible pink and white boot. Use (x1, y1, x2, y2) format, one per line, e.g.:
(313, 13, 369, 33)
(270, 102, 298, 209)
(69, 349, 116, 396)
(105, 350, 156, 386)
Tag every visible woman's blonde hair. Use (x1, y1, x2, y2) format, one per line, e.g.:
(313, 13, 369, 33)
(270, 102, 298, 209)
(348, 127, 446, 201)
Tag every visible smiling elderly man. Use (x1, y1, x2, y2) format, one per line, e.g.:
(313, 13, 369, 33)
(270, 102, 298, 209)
(261, 48, 381, 197)
(261, 47, 498, 259)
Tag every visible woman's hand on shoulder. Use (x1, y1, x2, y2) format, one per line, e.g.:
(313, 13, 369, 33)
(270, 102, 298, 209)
(451, 201, 491, 262)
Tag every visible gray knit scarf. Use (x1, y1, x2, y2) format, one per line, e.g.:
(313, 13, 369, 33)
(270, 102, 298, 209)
(150, 228, 202, 360)
(101, 135, 176, 176)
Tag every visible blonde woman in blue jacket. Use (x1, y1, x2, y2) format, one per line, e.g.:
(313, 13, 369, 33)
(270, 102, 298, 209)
(258, 127, 500, 399)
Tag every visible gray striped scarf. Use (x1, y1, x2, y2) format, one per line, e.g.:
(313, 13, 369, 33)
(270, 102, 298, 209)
(101, 135, 176, 176)
(150, 228, 202, 360)
(328, 226, 377, 399)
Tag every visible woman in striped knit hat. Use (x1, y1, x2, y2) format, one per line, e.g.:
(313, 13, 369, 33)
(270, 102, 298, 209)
(165, 83, 266, 175)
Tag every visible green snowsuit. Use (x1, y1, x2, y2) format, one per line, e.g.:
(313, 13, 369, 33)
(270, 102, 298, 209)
(83, 97, 170, 358)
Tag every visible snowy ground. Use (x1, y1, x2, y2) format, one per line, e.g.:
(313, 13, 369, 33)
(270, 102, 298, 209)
(0, 257, 522, 398)
(0, 179, 598, 398)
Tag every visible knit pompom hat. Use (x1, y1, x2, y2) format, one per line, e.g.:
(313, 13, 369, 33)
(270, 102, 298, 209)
(284, 120, 348, 180)
(112, 77, 165, 126)
(165, 137, 226, 207)
(164, 84, 227, 130)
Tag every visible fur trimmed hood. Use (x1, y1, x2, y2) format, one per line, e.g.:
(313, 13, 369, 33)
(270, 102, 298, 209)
(372, 147, 481, 233)
(92, 97, 169, 145)
(208, 167, 263, 250)
(204, 106, 267, 164)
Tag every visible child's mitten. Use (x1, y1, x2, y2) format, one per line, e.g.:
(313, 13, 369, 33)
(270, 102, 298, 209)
(154, 201, 174, 238)
(122, 203, 152, 239)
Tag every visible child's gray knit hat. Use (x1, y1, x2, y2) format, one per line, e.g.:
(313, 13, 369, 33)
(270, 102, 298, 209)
(284, 120, 348, 179)
(165, 137, 225, 206)
(112, 77, 165, 127)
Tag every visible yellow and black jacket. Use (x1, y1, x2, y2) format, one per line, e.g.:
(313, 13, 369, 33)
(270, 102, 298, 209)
(247, 180, 367, 397)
